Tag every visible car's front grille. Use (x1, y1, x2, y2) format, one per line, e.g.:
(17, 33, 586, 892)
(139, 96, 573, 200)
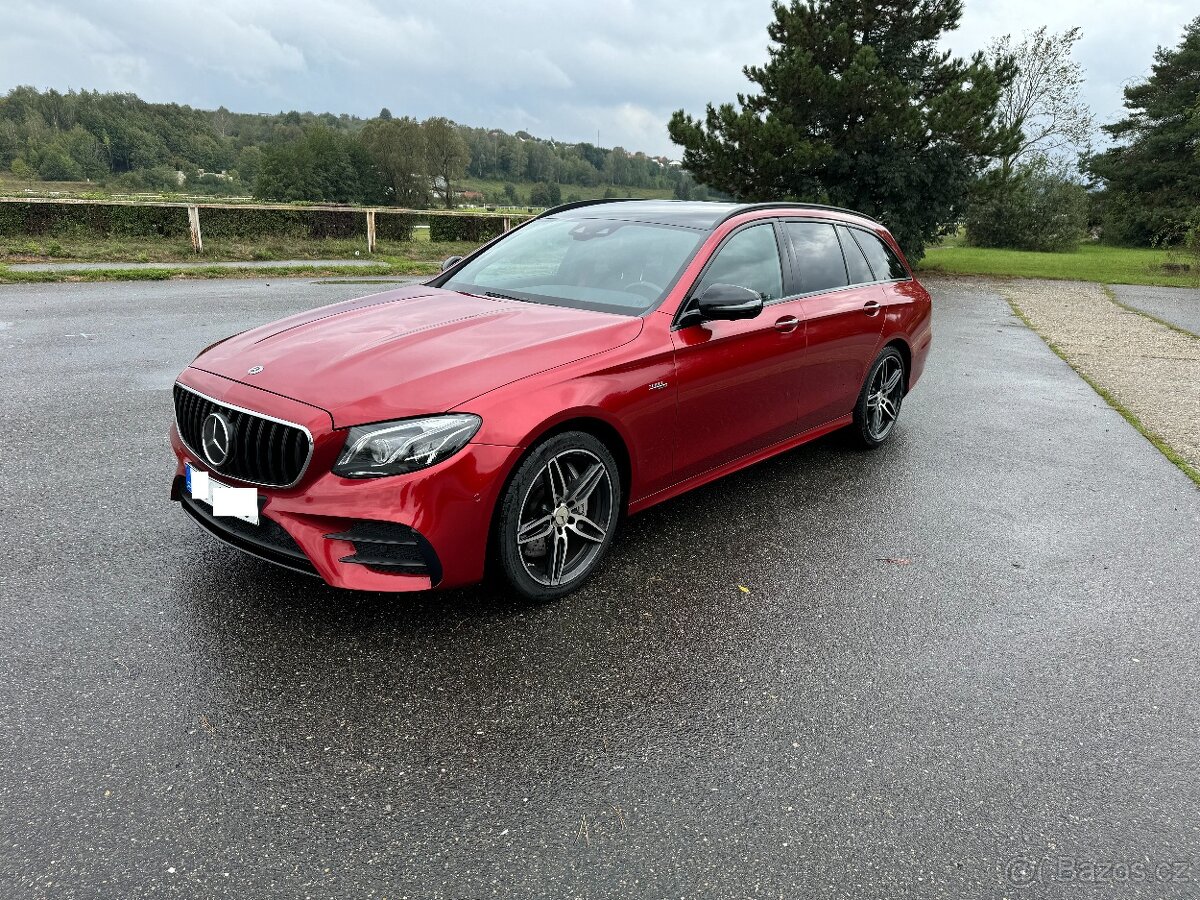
(173, 384, 312, 488)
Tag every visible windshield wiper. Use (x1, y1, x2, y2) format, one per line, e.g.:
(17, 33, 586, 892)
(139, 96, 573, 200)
(483, 291, 530, 303)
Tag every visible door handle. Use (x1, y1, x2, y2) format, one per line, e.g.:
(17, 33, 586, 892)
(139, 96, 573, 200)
(773, 315, 801, 333)
(863, 300, 881, 316)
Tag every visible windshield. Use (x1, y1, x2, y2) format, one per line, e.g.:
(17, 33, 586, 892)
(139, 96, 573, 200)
(440, 217, 705, 315)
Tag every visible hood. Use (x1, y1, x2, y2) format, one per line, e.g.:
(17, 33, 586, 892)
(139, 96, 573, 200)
(191, 285, 643, 427)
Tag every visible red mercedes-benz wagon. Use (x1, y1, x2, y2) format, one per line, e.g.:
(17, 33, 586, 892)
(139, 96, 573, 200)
(170, 200, 932, 600)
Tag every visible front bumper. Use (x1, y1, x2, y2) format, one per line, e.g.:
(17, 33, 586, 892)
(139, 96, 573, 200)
(170, 370, 518, 592)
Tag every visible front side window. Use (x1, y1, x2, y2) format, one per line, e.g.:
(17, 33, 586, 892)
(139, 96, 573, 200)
(785, 222, 849, 294)
(441, 217, 704, 315)
(695, 224, 783, 302)
(852, 229, 909, 280)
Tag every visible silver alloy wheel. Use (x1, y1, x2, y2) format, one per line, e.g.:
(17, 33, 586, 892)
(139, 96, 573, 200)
(516, 448, 614, 587)
(866, 356, 904, 441)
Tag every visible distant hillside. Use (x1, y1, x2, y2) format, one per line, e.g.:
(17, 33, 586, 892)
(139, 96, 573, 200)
(0, 86, 716, 207)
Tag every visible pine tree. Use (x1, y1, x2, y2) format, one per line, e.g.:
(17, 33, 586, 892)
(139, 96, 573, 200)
(668, 0, 1015, 259)
(1085, 17, 1200, 245)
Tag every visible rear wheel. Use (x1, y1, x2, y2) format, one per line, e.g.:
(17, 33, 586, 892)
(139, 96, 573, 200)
(850, 347, 906, 448)
(495, 431, 621, 602)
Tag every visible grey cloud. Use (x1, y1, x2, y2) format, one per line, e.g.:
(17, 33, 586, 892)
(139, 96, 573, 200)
(0, 0, 1193, 155)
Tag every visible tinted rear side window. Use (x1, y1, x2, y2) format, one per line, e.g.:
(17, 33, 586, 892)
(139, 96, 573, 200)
(836, 226, 875, 285)
(785, 222, 848, 294)
(851, 230, 908, 280)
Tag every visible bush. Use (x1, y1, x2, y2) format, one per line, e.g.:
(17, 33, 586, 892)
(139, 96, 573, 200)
(0, 201, 187, 237)
(0, 199, 520, 244)
(528, 182, 561, 207)
(0, 199, 432, 242)
(201, 207, 362, 239)
(36, 149, 83, 182)
(104, 166, 182, 193)
(1160, 210, 1200, 271)
(10, 158, 34, 181)
(375, 212, 422, 241)
(965, 162, 1089, 252)
(428, 214, 530, 242)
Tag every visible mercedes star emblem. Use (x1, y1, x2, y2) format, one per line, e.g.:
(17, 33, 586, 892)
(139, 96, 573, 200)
(201, 411, 234, 467)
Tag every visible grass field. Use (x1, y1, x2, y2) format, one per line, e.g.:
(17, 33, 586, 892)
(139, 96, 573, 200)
(918, 243, 1200, 288)
(1, 230, 479, 266)
(0, 231, 481, 283)
(0, 173, 108, 196)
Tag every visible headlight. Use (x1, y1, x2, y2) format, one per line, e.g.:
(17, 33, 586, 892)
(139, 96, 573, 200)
(332, 414, 482, 478)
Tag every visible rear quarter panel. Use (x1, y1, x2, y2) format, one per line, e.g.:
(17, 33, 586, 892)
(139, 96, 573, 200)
(875, 230, 932, 390)
(885, 280, 932, 386)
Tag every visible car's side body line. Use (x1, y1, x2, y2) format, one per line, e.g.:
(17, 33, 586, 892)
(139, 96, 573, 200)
(627, 413, 854, 516)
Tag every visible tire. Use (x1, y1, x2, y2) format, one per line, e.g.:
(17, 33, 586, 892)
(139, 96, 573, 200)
(494, 430, 622, 602)
(849, 346, 906, 449)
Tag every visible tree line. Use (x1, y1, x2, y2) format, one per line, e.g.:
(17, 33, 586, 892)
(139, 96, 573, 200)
(0, 87, 700, 208)
(670, 2, 1200, 259)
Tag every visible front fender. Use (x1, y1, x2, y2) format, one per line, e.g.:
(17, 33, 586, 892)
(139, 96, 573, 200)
(454, 321, 679, 504)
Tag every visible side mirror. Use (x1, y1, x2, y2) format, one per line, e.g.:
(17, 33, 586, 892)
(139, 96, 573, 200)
(695, 283, 764, 321)
(441, 255, 464, 272)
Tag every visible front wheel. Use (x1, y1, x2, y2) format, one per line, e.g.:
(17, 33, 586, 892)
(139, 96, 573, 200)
(494, 431, 621, 602)
(849, 347, 906, 448)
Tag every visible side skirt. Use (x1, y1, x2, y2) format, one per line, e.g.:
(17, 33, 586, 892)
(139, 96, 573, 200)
(626, 414, 853, 516)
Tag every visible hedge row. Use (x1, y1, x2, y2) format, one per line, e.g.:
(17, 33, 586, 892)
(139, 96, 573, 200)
(0, 201, 188, 238)
(0, 201, 527, 242)
(429, 214, 530, 243)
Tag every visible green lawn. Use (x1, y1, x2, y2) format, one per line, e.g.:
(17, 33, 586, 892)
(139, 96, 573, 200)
(0, 232, 486, 283)
(1, 232, 480, 266)
(918, 243, 1200, 288)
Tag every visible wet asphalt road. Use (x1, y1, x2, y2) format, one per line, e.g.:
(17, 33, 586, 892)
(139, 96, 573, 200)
(1, 277, 1198, 899)
(1109, 284, 1200, 336)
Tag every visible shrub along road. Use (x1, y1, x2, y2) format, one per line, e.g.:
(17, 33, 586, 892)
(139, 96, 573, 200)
(0, 278, 1198, 898)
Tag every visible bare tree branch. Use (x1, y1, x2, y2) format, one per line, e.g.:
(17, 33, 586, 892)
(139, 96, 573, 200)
(988, 26, 1094, 175)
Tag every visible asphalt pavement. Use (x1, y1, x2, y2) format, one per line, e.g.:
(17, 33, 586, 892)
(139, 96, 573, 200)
(1, 277, 1198, 899)
(1109, 283, 1200, 336)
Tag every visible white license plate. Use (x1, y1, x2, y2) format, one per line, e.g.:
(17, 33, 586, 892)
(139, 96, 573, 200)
(186, 462, 259, 525)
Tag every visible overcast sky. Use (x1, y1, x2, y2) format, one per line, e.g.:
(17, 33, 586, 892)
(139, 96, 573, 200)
(1, 0, 1194, 156)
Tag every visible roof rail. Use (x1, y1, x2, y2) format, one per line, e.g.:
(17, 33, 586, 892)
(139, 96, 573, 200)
(720, 201, 879, 225)
(535, 197, 648, 219)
